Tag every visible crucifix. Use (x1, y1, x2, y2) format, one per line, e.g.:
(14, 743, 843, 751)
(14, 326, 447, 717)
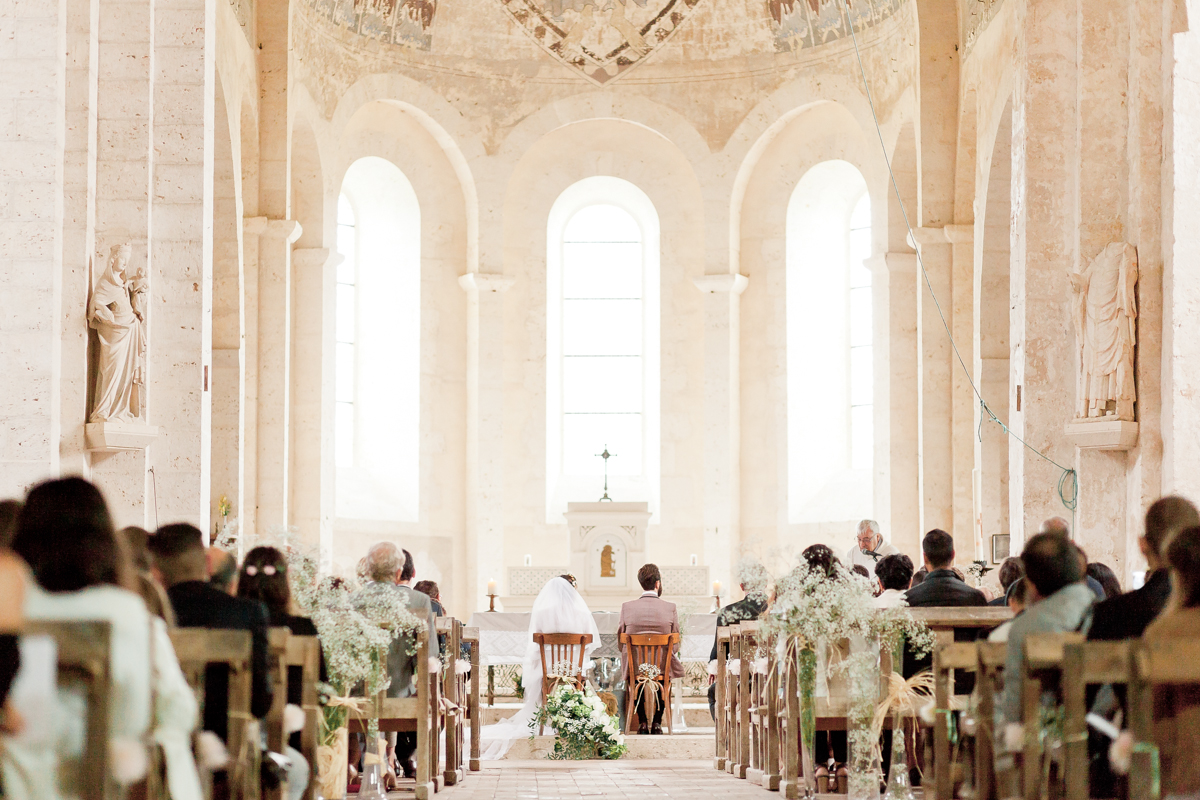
(596, 445, 615, 502)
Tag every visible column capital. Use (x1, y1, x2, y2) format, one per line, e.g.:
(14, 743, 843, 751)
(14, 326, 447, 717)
(693, 273, 749, 295)
(910, 226, 951, 247)
(458, 272, 516, 293)
(293, 247, 343, 271)
(245, 217, 303, 244)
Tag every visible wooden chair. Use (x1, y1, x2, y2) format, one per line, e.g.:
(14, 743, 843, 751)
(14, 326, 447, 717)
(264, 628, 289, 800)
(1058, 639, 1131, 800)
(976, 641, 1008, 800)
(715, 626, 732, 771)
(1020, 632, 1084, 800)
(283, 634, 321, 800)
(931, 641, 981, 800)
(1128, 638, 1200, 800)
(170, 628, 258, 800)
(619, 631, 680, 737)
(462, 626, 482, 772)
(25, 620, 114, 800)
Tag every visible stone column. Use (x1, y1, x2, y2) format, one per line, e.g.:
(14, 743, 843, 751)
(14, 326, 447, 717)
(460, 272, 514, 611)
(145, 0, 216, 529)
(877, 252, 920, 556)
(254, 219, 301, 531)
(291, 247, 339, 559)
(241, 215, 267, 540)
(1010, 0, 1080, 548)
(693, 273, 748, 595)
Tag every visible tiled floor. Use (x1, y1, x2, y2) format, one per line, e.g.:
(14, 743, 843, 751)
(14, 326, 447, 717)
(419, 759, 780, 799)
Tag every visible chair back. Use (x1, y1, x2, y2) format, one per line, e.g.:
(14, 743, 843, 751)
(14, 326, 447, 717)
(26, 620, 114, 800)
(532, 632, 592, 700)
(1129, 639, 1200, 800)
(619, 631, 679, 734)
(264, 627, 289, 800)
(462, 626, 481, 771)
(284, 634, 321, 800)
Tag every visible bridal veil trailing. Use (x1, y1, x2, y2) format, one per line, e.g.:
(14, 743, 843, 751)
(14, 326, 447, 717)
(478, 577, 600, 759)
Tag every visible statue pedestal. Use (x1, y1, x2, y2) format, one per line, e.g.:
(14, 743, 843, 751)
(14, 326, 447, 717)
(564, 502, 651, 612)
(85, 421, 159, 451)
(1064, 419, 1138, 450)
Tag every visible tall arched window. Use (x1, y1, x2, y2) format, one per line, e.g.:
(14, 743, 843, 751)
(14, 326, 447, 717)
(786, 161, 873, 523)
(546, 177, 661, 520)
(335, 156, 421, 521)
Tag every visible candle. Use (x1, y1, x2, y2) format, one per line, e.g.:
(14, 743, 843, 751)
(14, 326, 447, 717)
(713, 580, 722, 597)
(487, 579, 496, 596)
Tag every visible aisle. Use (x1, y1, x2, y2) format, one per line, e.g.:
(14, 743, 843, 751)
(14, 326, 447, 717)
(420, 759, 773, 799)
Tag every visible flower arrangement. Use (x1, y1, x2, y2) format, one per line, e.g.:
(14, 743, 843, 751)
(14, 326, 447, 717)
(966, 559, 993, 587)
(547, 660, 581, 678)
(530, 684, 627, 760)
(636, 663, 662, 680)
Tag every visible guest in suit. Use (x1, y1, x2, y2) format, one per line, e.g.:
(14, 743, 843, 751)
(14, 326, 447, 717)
(618, 564, 683, 735)
(207, 547, 238, 595)
(904, 529, 986, 689)
(988, 557, 1025, 607)
(1144, 524, 1200, 799)
(352, 543, 436, 779)
(149, 524, 274, 742)
(707, 560, 770, 719)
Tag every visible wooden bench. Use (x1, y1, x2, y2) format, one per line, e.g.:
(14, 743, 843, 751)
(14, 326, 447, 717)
(26, 620, 114, 800)
(744, 622, 782, 791)
(462, 626, 482, 772)
(283, 632, 322, 800)
(1129, 638, 1200, 800)
(715, 626, 732, 771)
(437, 616, 467, 785)
(170, 628, 257, 800)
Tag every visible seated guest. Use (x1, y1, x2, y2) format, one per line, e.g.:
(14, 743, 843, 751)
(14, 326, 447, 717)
(0, 499, 21, 549)
(1042, 517, 1106, 598)
(5, 478, 202, 800)
(988, 557, 1025, 606)
(618, 564, 683, 735)
(910, 567, 928, 588)
(207, 547, 238, 595)
(986, 578, 1027, 643)
(0, 540, 25, 735)
(802, 544, 841, 578)
(148, 524, 274, 742)
(237, 547, 324, 800)
(118, 526, 176, 626)
(998, 531, 1095, 733)
(707, 560, 770, 718)
(414, 579, 445, 616)
(844, 519, 900, 573)
(904, 529, 987, 689)
(874, 554, 913, 608)
(352, 543, 435, 780)
(1086, 562, 1121, 599)
(1143, 524, 1200, 799)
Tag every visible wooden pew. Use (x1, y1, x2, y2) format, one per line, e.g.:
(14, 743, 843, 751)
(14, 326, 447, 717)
(1060, 639, 1130, 800)
(715, 626, 732, 771)
(462, 626, 481, 772)
(1021, 632, 1084, 800)
(284, 633, 321, 800)
(748, 624, 782, 791)
(728, 623, 751, 778)
(1128, 639, 1200, 800)
(170, 628, 258, 800)
(437, 616, 466, 786)
(26, 620, 114, 800)
(976, 641, 1008, 800)
(264, 628, 289, 800)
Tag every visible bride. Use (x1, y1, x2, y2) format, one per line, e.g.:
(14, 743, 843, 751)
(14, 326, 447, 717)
(479, 576, 600, 759)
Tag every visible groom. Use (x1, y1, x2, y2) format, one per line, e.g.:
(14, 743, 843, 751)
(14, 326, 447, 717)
(617, 564, 684, 734)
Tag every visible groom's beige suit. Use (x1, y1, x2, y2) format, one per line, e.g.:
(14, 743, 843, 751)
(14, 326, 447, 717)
(616, 590, 685, 681)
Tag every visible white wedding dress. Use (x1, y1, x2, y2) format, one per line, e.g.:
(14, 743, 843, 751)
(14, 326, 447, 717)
(479, 577, 600, 759)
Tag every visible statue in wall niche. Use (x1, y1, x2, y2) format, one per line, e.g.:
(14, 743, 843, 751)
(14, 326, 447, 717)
(1070, 242, 1138, 421)
(89, 243, 148, 423)
(600, 544, 616, 578)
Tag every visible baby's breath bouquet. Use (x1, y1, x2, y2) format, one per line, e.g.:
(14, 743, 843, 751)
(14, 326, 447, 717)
(530, 684, 627, 760)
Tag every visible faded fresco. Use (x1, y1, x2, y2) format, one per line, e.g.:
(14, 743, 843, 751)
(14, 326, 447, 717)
(497, 0, 705, 86)
(766, 0, 906, 53)
(307, 0, 438, 51)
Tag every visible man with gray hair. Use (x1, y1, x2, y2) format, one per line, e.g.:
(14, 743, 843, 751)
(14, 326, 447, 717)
(845, 519, 899, 572)
(352, 542, 436, 780)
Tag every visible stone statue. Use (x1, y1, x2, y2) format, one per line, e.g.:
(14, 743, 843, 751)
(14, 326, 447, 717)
(1070, 242, 1138, 420)
(89, 243, 147, 423)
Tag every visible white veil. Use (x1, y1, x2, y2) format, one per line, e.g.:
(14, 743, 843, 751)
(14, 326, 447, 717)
(478, 578, 599, 759)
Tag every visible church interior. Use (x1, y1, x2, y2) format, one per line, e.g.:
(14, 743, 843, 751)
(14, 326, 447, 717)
(3, 0, 1200, 794)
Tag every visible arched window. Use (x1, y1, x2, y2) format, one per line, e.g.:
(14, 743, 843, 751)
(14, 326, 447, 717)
(335, 156, 421, 521)
(786, 161, 873, 523)
(546, 177, 661, 520)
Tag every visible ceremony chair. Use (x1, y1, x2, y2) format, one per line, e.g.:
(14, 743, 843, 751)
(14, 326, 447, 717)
(619, 631, 680, 736)
(170, 628, 259, 800)
(532, 632, 593, 734)
(462, 626, 482, 771)
(26, 620, 114, 800)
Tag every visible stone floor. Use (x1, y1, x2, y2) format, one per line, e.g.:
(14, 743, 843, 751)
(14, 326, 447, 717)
(412, 760, 781, 799)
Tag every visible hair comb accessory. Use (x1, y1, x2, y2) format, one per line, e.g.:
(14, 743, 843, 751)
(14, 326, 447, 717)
(244, 565, 258, 577)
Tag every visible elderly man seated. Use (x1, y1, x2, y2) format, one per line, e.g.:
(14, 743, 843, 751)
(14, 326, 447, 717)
(844, 519, 900, 573)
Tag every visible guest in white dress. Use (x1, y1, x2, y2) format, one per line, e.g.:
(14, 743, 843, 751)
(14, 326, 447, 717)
(478, 577, 600, 759)
(3, 478, 202, 800)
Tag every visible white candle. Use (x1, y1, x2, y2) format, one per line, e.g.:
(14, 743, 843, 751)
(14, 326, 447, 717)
(487, 579, 497, 596)
(713, 580, 722, 597)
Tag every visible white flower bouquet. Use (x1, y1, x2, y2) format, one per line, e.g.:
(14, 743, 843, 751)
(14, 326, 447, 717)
(530, 684, 627, 760)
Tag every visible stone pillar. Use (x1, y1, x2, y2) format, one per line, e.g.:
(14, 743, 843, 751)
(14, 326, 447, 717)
(1010, 0, 1080, 548)
(460, 272, 514, 611)
(145, 0, 216, 529)
(291, 247, 339, 559)
(254, 219, 301, 531)
(241, 215, 267, 541)
(878, 252, 920, 555)
(693, 273, 748, 595)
